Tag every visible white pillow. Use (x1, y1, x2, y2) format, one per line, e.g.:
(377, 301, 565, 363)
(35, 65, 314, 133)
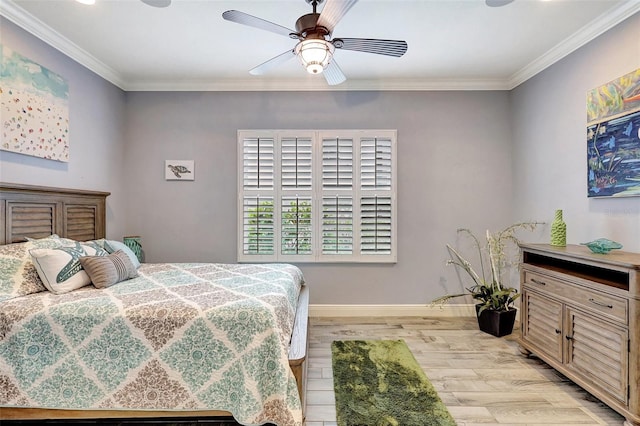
(30, 242, 107, 294)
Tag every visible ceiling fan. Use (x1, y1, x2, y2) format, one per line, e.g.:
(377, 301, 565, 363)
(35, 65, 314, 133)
(221, 0, 408, 86)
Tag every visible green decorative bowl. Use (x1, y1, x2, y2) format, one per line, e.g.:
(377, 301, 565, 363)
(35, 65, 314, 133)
(581, 238, 623, 254)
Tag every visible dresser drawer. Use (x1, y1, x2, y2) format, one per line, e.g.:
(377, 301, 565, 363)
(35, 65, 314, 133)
(523, 270, 627, 323)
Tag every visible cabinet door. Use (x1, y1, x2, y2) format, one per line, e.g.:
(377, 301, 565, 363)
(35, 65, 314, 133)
(521, 288, 563, 363)
(565, 307, 628, 405)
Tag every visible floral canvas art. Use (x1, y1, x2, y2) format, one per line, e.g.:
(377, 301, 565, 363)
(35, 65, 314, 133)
(0, 44, 69, 162)
(587, 69, 640, 197)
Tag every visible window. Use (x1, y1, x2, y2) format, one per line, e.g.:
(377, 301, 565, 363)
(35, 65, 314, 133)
(238, 130, 396, 263)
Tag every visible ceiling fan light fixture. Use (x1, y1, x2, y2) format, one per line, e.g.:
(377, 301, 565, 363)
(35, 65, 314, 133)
(295, 39, 334, 74)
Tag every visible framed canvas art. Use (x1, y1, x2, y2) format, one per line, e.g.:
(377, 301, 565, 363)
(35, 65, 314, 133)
(587, 69, 640, 197)
(165, 160, 194, 181)
(0, 44, 69, 162)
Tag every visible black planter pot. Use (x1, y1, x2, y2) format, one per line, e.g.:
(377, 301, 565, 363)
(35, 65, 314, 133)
(475, 305, 517, 337)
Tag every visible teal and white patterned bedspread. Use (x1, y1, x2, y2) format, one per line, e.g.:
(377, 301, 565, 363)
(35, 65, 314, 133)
(0, 263, 304, 426)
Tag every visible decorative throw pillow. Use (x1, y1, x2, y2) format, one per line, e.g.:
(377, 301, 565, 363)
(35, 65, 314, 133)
(91, 239, 141, 269)
(29, 242, 108, 295)
(0, 236, 79, 301)
(80, 250, 138, 289)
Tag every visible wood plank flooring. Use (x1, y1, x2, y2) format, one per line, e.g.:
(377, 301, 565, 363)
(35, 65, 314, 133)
(306, 316, 626, 426)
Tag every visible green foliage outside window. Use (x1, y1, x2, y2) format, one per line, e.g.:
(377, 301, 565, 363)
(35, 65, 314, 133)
(247, 199, 312, 255)
(282, 200, 312, 254)
(246, 200, 274, 254)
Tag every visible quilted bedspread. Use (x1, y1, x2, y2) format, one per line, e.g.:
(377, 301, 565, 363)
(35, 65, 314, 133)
(0, 263, 304, 426)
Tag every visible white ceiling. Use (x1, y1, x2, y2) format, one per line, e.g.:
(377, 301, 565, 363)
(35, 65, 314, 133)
(2, 0, 639, 91)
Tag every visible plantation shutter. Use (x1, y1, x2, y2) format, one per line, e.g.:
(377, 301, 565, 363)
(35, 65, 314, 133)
(238, 130, 396, 263)
(322, 196, 353, 254)
(240, 134, 275, 258)
(281, 196, 313, 255)
(361, 137, 392, 189)
(360, 196, 392, 254)
(359, 136, 395, 257)
(322, 137, 353, 188)
(280, 133, 314, 260)
(321, 136, 354, 257)
(281, 136, 312, 189)
(242, 196, 274, 255)
(243, 137, 274, 189)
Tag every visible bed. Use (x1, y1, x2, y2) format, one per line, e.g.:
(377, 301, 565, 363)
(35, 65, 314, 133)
(0, 183, 309, 426)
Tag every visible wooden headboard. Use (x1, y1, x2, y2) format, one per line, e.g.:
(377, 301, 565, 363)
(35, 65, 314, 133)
(0, 183, 110, 245)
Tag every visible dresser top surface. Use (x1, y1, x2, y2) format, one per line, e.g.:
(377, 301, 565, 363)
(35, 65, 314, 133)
(520, 243, 640, 270)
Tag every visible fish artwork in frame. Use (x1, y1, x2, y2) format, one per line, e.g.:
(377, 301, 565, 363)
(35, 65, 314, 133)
(165, 160, 195, 181)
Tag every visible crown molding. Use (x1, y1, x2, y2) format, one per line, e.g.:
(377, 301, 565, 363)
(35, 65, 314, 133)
(2, 0, 638, 92)
(124, 77, 511, 92)
(507, 0, 640, 89)
(0, 0, 125, 89)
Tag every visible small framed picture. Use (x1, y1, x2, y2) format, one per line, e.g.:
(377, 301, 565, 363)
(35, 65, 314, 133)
(165, 160, 195, 181)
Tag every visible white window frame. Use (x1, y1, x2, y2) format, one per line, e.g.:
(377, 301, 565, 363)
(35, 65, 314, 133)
(237, 129, 397, 263)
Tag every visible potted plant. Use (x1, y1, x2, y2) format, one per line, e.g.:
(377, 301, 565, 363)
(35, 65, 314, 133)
(433, 222, 542, 337)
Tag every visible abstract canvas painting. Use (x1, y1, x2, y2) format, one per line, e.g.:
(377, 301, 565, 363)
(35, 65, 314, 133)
(587, 69, 640, 197)
(0, 44, 69, 162)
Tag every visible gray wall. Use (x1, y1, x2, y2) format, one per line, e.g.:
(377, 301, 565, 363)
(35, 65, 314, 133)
(0, 18, 129, 240)
(123, 90, 515, 304)
(511, 12, 640, 252)
(4, 11, 638, 305)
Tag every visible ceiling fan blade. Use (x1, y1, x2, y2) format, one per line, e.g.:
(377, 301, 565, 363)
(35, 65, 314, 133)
(486, 0, 515, 6)
(317, 0, 358, 34)
(333, 38, 407, 57)
(140, 0, 171, 7)
(323, 60, 346, 86)
(249, 50, 296, 75)
(222, 10, 296, 38)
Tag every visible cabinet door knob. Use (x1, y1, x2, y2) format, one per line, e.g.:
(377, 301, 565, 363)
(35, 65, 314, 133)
(531, 278, 546, 286)
(566, 335, 573, 340)
(555, 329, 561, 334)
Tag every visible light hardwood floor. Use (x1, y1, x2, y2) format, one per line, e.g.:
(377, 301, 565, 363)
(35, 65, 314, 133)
(305, 316, 626, 426)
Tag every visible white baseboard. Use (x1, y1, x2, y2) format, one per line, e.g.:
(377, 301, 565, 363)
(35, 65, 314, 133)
(309, 304, 476, 318)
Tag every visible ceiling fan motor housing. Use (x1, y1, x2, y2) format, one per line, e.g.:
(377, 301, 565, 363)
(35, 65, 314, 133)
(294, 13, 330, 39)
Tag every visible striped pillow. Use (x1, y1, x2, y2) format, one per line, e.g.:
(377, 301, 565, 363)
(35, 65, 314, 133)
(79, 249, 138, 289)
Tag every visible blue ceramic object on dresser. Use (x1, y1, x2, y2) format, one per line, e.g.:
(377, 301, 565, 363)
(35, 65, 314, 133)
(581, 238, 623, 254)
(123, 235, 145, 262)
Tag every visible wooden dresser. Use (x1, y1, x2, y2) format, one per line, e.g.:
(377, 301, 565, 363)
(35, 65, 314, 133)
(518, 243, 640, 426)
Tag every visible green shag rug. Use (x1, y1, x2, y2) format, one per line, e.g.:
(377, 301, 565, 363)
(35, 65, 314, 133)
(331, 339, 457, 426)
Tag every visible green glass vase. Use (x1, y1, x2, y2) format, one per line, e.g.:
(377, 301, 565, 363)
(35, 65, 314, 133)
(550, 210, 566, 247)
(123, 235, 145, 263)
